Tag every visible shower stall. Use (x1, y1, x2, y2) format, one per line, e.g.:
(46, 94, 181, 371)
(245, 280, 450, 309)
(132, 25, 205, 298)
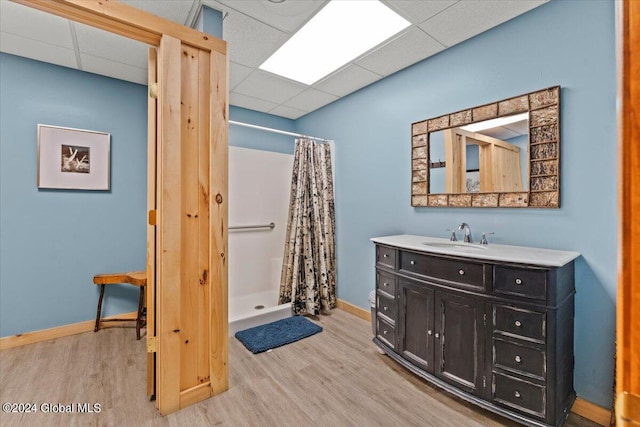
(228, 146, 293, 335)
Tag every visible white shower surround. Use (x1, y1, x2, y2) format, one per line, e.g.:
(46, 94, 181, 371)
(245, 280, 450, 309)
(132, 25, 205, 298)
(228, 146, 294, 336)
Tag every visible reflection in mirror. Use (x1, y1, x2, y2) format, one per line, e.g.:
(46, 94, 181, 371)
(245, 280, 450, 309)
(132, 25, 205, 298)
(428, 113, 529, 194)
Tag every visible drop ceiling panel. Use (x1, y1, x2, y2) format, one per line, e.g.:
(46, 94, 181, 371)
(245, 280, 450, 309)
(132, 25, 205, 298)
(356, 27, 445, 77)
(0, 33, 77, 69)
(314, 64, 382, 97)
(80, 53, 147, 85)
(382, 0, 459, 24)
(268, 105, 308, 120)
(230, 92, 279, 113)
(74, 22, 149, 68)
(0, 1, 73, 49)
(283, 88, 338, 112)
(234, 70, 306, 105)
(213, 0, 328, 33)
(120, 0, 196, 25)
(229, 61, 254, 90)
(222, 9, 289, 67)
(420, 0, 547, 47)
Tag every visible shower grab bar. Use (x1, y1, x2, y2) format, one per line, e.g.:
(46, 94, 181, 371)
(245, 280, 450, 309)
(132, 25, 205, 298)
(229, 222, 275, 231)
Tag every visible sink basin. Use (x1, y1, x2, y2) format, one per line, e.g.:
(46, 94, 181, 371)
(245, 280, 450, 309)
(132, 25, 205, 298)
(422, 242, 487, 252)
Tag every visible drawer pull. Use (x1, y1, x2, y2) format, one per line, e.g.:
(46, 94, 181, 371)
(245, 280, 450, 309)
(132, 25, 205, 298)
(383, 282, 389, 287)
(514, 391, 521, 398)
(383, 254, 389, 258)
(410, 260, 416, 265)
(383, 330, 388, 335)
(427, 330, 433, 335)
(383, 306, 388, 311)
(515, 320, 522, 327)
(515, 278, 523, 285)
(515, 355, 522, 363)
(458, 269, 465, 275)
(435, 332, 440, 338)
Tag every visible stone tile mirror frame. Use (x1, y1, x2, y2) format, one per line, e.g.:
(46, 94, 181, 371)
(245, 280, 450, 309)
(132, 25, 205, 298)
(411, 86, 560, 208)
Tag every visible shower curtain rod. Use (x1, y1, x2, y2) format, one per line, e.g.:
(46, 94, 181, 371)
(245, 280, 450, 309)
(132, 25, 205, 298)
(229, 120, 334, 143)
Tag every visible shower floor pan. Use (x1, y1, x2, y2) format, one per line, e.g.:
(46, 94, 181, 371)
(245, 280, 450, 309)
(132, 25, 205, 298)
(228, 289, 291, 336)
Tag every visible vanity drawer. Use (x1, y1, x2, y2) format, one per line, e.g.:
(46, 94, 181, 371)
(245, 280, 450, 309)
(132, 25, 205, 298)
(493, 372, 546, 419)
(376, 317, 396, 349)
(376, 270, 396, 297)
(399, 251, 485, 290)
(494, 340, 546, 380)
(494, 266, 547, 301)
(377, 246, 396, 270)
(376, 292, 396, 323)
(494, 304, 546, 344)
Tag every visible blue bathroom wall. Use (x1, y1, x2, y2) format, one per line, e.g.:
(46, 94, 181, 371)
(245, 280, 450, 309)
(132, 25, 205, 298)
(0, 53, 148, 336)
(296, 0, 616, 408)
(194, 6, 223, 40)
(0, 54, 291, 339)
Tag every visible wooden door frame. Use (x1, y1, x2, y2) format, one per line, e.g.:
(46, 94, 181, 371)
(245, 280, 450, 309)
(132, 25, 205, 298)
(617, 0, 640, 423)
(11, 0, 229, 415)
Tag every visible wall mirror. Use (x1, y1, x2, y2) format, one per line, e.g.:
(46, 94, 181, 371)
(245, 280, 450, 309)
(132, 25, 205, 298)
(411, 86, 560, 208)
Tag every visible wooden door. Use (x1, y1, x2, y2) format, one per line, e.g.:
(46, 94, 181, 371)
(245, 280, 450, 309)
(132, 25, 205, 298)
(435, 290, 485, 397)
(155, 34, 228, 415)
(146, 46, 158, 399)
(13, 0, 229, 417)
(398, 279, 435, 373)
(617, 0, 640, 424)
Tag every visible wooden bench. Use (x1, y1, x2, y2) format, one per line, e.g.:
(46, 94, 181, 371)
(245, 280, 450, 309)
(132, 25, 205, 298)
(93, 271, 147, 340)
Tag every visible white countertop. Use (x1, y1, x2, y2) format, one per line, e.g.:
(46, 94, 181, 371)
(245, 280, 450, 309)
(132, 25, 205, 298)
(371, 234, 580, 267)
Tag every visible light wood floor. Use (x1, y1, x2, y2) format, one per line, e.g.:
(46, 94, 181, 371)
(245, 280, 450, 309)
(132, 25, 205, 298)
(0, 309, 599, 427)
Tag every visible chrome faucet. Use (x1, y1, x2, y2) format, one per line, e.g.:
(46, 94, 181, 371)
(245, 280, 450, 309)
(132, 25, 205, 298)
(458, 222, 473, 243)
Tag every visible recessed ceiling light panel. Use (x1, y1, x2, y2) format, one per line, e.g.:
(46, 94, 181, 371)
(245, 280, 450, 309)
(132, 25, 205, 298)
(259, 0, 411, 85)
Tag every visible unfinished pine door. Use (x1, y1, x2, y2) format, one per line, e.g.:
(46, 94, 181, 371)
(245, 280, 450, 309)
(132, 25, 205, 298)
(149, 34, 228, 414)
(13, 0, 229, 417)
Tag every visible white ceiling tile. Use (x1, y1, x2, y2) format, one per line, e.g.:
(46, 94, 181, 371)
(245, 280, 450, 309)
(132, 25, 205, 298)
(419, 0, 547, 47)
(283, 88, 337, 112)
(0, 33, 77, 69)
(80, 53, 147, 85)
(313, 64, 382, 97)
(0, 1, 73, 49)
(268, 105, 308, 120)
(356, 27, 445, 77)
(74, 22, 149, 68)
(222, 9, 289, 67)
(230, 61, 254, 90)
(230, 92, 278, 113)
(382, 0, 459, 24)
(119, 0, 196, 25)
(212, 0, 327, 33)
(234, 70, 306, 105)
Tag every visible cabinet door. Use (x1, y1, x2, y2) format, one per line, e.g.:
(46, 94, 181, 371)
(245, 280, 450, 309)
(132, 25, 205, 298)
(398, 279, 435, 373)
(435, 291, 486, 397)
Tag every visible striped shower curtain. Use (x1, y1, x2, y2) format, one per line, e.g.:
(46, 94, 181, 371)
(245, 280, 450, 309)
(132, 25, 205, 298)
(279, 139, 336, 315)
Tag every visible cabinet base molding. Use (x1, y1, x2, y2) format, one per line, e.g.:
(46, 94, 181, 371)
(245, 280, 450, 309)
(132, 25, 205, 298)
(336, 299, 371, 321)
(572, 397, 612, 426)
(0, 311, 138, 350)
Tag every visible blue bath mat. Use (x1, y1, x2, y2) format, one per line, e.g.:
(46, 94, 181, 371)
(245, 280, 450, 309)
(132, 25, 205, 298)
(234, 316, 323, 354)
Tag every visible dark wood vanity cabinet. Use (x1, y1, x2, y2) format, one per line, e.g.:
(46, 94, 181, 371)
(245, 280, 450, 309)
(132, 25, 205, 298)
(374, 243, 576, 427)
